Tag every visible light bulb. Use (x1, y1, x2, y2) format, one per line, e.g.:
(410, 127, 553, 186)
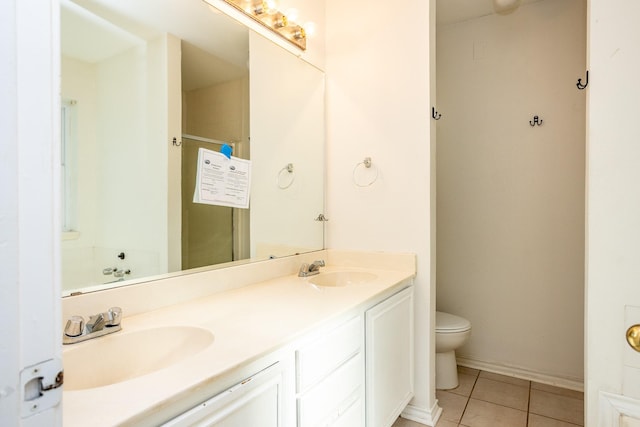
(285, 8, 299, 23)
(265, 0, 278, 14)
(303, 21, 316, 37)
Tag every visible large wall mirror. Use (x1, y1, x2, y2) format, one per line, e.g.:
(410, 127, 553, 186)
(60, 0, 325, 296)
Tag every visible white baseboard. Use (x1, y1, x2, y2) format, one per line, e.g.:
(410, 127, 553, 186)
(457, 356, 584, 392)
(401, 401, 442, 427)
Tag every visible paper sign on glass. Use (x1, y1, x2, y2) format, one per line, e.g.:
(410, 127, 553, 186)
(193, 147, 251, 209)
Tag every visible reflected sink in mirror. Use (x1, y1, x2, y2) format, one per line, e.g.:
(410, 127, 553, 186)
(309, 271, 378, 287)
(63, 326, 214, 391)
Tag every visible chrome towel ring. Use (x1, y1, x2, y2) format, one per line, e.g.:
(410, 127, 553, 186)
(277, 163, 295, 189)
(353, 157, 378, 187)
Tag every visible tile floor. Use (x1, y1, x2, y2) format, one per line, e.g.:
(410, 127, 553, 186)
(392, 367, 584, 427)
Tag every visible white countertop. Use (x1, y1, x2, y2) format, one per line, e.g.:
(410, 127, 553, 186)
(62, 261, 415, 426)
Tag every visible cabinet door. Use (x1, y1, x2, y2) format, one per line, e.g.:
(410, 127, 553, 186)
(365, 286, 414, 427)
(163, 364, 283, 427)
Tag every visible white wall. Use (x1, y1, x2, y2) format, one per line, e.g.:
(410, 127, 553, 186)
(250, 32, 325, 259)
(60, 35, 175, 292)
(325, 0, 437, 422)
(436, 0, 586, 387)
(586, 0, 640, 425)
(60, 57, 99, 289)
(94, 41, 164, 272)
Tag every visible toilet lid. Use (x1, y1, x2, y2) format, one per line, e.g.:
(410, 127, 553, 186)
(436, 311, 471, 333)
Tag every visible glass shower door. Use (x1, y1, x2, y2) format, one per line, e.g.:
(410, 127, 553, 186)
(181, 136, 234, 269)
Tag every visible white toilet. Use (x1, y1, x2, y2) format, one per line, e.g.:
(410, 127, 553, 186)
(435, 311, 472, 390)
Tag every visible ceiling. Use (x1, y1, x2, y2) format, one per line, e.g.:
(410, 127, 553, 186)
(61, 0, 249, 91)
(436, 0, 545, 25)
(62, 0, 549, 87)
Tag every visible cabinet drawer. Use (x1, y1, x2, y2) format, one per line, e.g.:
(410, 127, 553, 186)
(297, 353, 363, 427)
(162, 363, 282, 427)
(296, 315, 363, 391)
(332, 397, 364, 427)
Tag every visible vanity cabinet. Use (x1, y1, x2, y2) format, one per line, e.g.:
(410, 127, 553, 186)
(296, 315, 365, 427)
(161, 286, 413, 427)
(294, 284, 414, 427)
(365, 286, 414, 427)
(163, 363, 287, 427)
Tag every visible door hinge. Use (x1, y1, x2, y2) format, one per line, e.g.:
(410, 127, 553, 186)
(20, 358, 63, 418)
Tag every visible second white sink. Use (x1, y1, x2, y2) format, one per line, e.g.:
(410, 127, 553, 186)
(64, 326, 214, 391)
(309, 271, 378, 287)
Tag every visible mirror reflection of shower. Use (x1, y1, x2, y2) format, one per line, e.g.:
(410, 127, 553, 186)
(493, 0, 522, 14)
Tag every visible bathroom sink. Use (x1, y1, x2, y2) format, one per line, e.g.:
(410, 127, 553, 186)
(309, 271, 378, 287)
(63, 326, 214, 391)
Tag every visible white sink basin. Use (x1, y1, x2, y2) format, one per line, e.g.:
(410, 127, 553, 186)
(63, 326, 214, 391)
(309, 271, 378, 287)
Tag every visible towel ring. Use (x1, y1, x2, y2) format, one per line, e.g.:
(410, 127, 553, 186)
(277, 163, 296, 189)
(353, 157, 378, 187)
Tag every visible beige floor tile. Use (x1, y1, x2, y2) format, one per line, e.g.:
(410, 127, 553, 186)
(458, 366, 480, 377)
(531, 382, 584, 400)
(470, 377, 529, 411)
(478, 371, 530, 388)
(460, 399, 527, 427)
(529, 389, 584, 426)
(528, 413, 583, 427)
(448, 372, 478, 397)
(437, 390, 468, 423)
(435, 419, 459, 427)
(392, 416, 431, 427)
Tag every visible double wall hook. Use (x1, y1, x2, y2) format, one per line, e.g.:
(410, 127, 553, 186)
(530, 116, 543, 126)
(577, 70, 589, 90)
(432, 107, 442, 120)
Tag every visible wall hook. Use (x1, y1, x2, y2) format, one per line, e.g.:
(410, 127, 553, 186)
(577, 70, 589, 90)
(529, 116, 543, 126)
(315, 213, 329, 222)
(172, 137, 182, 146)
(432, 107, 442, 120)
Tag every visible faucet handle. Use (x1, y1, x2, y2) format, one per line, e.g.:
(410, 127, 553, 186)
(86, 313, 105, 332)
(64, 316, 84, 337)
(106, 307, 122, 327)
(313, 260, 325, 267)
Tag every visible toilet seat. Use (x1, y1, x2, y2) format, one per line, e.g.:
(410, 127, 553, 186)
(436, 311, 471, 333)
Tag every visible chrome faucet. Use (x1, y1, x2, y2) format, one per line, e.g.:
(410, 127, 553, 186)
(298, 260, 325, 277)
(63, 307, 122, 345)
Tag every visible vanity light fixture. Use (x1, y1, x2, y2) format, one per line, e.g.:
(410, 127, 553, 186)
(222, 0, 307, 50)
